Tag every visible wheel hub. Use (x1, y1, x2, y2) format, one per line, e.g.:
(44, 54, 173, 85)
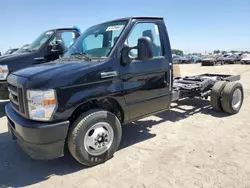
(232, 88, 242, 110)
(84, 122, 114, 156)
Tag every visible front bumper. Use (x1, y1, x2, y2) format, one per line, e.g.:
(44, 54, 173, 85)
(224, 60, 234, 64)
(0, 80, 9, 99)
(201, 61, 214, 66)
(181, 60, 191, 64)
(5, 103, 70, 160)
(242, 60, 250, 64)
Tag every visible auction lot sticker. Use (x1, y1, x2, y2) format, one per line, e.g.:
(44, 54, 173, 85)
(106, 25, 123, 31)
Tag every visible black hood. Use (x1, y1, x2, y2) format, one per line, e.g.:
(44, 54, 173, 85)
(0, 51, 37, 71)
(12, 59, 109, 89)
(13, 60, 95, 79)
(0, 52, 32, 61)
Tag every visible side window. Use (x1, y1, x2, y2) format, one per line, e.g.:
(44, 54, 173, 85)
(126, 22, 163, 58)
(61, 32, 76, 49)
(50, 31, 76, 52)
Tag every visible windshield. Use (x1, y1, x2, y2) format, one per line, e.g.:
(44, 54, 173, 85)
(3, 49, 18, 55)
(16, 44, 30, 53)
(28, 30, 54, 51)
(63, 21, 127, 59)
(3, 49, 12, 55)
(242, 54, 250, 58)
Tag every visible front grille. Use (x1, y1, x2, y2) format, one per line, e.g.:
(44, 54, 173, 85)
(8, 83, 25, 115)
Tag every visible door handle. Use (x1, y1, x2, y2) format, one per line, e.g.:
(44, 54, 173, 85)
(33, 57, 45, 64)
(101, 71, 118, 78)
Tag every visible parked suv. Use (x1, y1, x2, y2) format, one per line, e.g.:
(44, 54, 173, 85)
(224, 54, 242, 64)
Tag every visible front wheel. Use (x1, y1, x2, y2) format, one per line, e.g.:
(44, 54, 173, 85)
(68, 109, 122, 166)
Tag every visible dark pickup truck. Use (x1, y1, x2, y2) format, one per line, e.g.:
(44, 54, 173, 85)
(5, 17, 244, 167)
(0, 28, 80, 99)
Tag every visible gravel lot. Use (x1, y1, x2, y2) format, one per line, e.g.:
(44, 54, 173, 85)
(1, 64, 250, 188)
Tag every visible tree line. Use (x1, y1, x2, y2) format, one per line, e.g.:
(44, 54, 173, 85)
(172, 49, 249, 55)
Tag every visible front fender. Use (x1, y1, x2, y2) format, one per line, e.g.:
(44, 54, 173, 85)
(53, 79, 128, 121)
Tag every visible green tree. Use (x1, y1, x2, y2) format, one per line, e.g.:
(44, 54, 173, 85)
(172, 49, 183, 55)
(230, 50, 238, 54)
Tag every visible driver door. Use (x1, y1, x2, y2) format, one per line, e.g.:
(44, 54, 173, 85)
(120, 21, 171, 120)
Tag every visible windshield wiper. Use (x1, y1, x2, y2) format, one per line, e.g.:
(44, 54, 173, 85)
(70, 52, 92, 61)
(23, 48, 33, 52)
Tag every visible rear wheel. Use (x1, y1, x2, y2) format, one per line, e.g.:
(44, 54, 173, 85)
(221, 82, 244, 114)
(210, 81, 228, 111)
(68, 109, 122, 166)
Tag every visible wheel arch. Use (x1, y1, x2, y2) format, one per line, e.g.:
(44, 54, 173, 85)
(69, 97, 125, 124)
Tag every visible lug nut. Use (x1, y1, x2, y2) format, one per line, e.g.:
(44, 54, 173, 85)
(105, 134, 108, 137)
(105, 139, 108, 142)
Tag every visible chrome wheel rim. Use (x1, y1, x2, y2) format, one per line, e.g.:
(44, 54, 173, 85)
(84, 122, 114, 156)
(232, 88, 242, 110)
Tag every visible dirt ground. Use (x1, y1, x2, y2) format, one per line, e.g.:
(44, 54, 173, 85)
(1, 64, 250, 188)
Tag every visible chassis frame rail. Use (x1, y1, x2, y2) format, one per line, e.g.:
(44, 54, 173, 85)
(172, 73, 240, 100)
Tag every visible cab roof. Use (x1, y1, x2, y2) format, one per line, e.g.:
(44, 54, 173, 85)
(113, 17, 163, 21)
(44, 28, 80, 33)
(100, 17, 164, 24)
(54, 28, 79, 31)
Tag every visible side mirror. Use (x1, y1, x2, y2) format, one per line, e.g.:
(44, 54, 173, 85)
(121, 37, 153, 64)
(48, 40, 64, 53)
(137, 37, 153, 61)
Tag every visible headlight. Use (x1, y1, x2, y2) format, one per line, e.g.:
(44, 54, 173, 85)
(27, 89, 57, 121)
(0, 65, 9, 80)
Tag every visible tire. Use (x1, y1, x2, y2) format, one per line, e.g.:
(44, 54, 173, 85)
(210, 81, 228, 111)
(221, 82, 244, 114)
(68, 109, 122, 166)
